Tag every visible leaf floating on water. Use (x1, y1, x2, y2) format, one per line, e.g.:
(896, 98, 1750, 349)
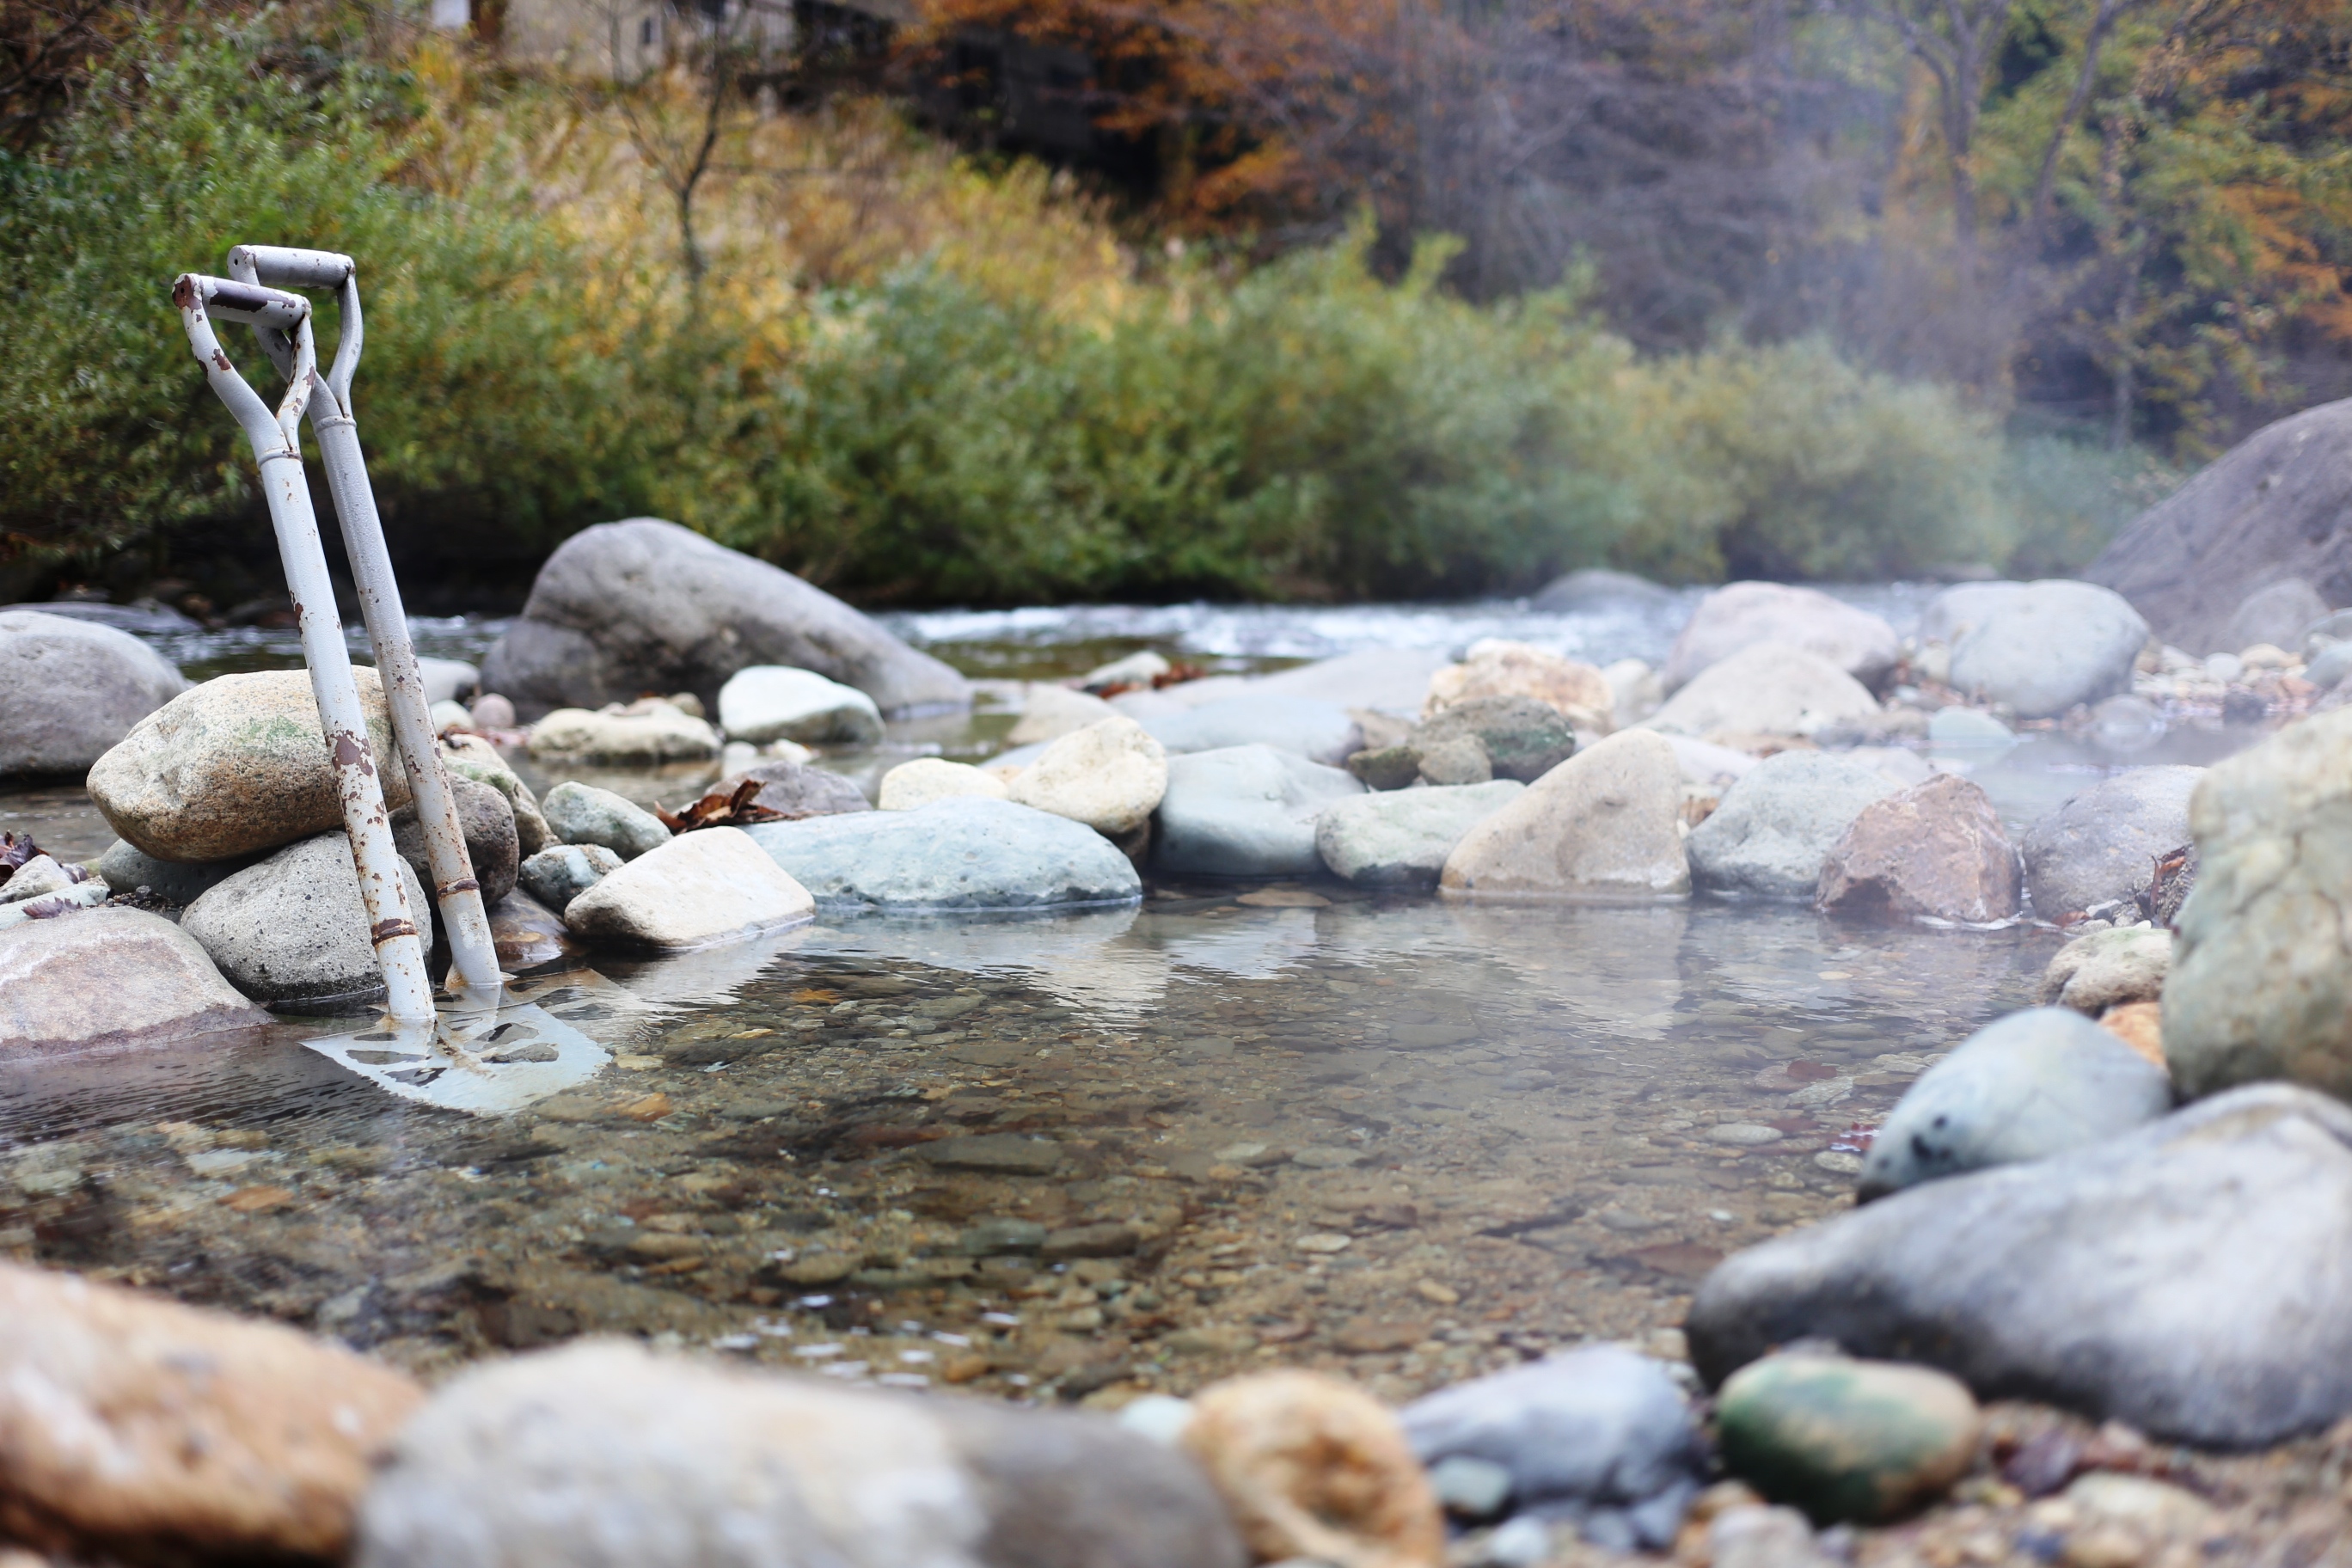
(658, 778, 785, 833)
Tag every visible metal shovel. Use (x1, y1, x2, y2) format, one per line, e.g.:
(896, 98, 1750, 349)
(174, 259, 606, 1112)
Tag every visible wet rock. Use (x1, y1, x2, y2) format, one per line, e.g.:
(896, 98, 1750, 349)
(1154, 744, 1364, 878)
(1, 907, 267, 1056)
(88, 668, 411, 863)
(917, 1135, 1066, 1175)
(1424, 640, 1615, 731)
(1412, 695, 1577, 782)
(749, 798, 1140, 910)
(1414, 735, 1491, 785)
(0, 609, 188, 778)
(0, 854, 76, 905)
(563, 826, 813, 950)
(1816, 775, 2019, 923)
(542, 781, 671, 861)
(358, 1339, 1243, 1568)
(391, 775, 518, 907)
(487, 889, 584, 971)
(1687, 752, 1902, 900)
(1858, 1008, 2171, 1199)
(1346, 744, 1422, 791)
(1706, 1504, 1839, 1568)
(1315, 781, 1525, 889)
(1715, 1352, 1979, 1524)
(1142, 695, 1363, 767)
(2164, 709, 2352, 1099)
(182, 834, 435, 1012)
(1529, 568, 1676, 616)
(1008, 684, 1120, 744)
(480, 518, 971, 720)
(527, 702, 720, 765)
(1440, 731, 1688, 897)
(1642, 644, 1879, 740)
(2038, 927, 2171, 1014)
(1688, 1083, 2352, 1446)
(438, 735, 553, 856)
(720, 758, 872, 819)
(0, 1262, 421, 1565)
(1945, 580, 2148, 720)
(879, 758, 1008, 811)
(1182, 1369, 1444, 1568)
(1925, 707, 2013, 748)
(1401, 1344, 1706, 1550)
(517, 844, 623, 915)
(717, 665, 885, 745)
(92, 840, 254, 905)
(2020, 767, 2201, 918)
(1008, 717, 1169, 836)
(1663, 584, 1900, 695)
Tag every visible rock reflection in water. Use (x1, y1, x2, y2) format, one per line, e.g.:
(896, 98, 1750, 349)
(0, 892, 2052, 1406)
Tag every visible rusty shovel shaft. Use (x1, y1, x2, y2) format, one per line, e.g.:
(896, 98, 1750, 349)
(226, 245, 502, 997)
(173, 273, 437, 1024)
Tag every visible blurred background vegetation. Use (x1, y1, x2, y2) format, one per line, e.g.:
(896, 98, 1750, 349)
(2, 0, 2337, 609)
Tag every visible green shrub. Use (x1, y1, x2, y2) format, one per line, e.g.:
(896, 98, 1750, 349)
(1996, 436, 2183, 578)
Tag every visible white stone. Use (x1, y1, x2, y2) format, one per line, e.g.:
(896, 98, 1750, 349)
(879, 758, 1008, 811)
(1639, 643, 1880, 739)
(414, 657, 479, 706)
(1665, 583, 1899, 693)
(718, 666, 885, 746)
(564, 827, 813, 950)
(1440, 730, 1689, 897)
(1008, 717, 1169, 836)
(1424, 640, 1614, 729)
(528, 703, 720, 764)
(1007, 684, 1119, 745)
(1314, 781, 1525, 887)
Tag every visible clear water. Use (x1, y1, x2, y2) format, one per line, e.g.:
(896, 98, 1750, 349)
(0, 593, 2252, 1402)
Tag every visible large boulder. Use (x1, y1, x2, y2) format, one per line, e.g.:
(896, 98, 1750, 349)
(748, 798, 1141, 911)
(0, 907, 267, 1057)
(1007, 716, 1169, 836)
(2164, 708, 2352, 1099)
(391, 775, 519, 908)
(0, 1263, 422, 1565)
(87, 669, 410, 863)
(1154, 746, 1364, 878)
(1439, 730, 1688, 898)
(181, 833, 435, 1011)
(1856, 1008, 2174, 1199)
(1945, 580, 2149, 719)
(2020, 766, 2201, 918)
(2085, 398, 2352, 652)
(1663, 584, 1900, 694)
(563, 826, 813, 950)
(359, 1340, 1244, 1568)
(1687, 751, 1902, 900)
(480, 519, 970, 720)
(1687, 1085, 2352, 1447)
(1816, 775, 2020, 923)
(1314, 781, 1524, 888)
(0, 609, 188, 777)
(1640, 644, 1879, 739)
(1142, 695, 1362, 768)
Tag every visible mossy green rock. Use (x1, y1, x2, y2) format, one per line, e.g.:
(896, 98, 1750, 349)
(1716, 1354, 1979, 1524)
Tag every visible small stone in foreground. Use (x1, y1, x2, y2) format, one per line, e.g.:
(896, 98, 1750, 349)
(562, 826, 813, 950)
(1716, 1352, 1980, 1524)
(1, 907, 269, 1057)
(1816, 774, 2019, 924)
(541, 780, 671, 861)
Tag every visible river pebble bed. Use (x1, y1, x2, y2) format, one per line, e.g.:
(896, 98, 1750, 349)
(9, 591, 2346, 1568)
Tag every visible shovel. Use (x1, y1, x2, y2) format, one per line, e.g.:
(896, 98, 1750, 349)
(175, 255, 605, 1113)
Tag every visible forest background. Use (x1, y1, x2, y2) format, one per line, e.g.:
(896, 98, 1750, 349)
(2, 0, 2347, 609)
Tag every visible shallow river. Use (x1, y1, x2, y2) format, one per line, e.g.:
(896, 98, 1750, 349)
(0, 593, 2256, 1405)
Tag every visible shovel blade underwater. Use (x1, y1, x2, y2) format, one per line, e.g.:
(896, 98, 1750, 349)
(303, 1000, 609, 1114)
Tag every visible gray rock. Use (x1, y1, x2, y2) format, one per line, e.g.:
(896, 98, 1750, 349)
(542, 781, 671, 861)
(1314, 781, 1525, 888)
(0, 610, 189, 778)
(1925, 707, 2014, 749)
(1401, 1345, 1706, 1550)
(1664, 584, 1900, 694)
(0, 907, 267, 1057)
(87, 668, 411, 863)
(1857, 1007, 2171, 1200)
(416, 657, 479, 706)
(437, 736, 553, 856)
(2020, 767, 2201, 918)
(391, 776, 519, 908)
(2306, 639, 2352, 689)
(527, 703, 719, 765)
(356, 1339, 1245, 1568)
(2039, 926, 2171, 1014)
(1642, 644, 1880, 739)
(1688, 752, 1902, 900)
(1688, 1084, 2352, 1446)
(1917, 582, 2029, 648)
(1412, 696, 1577, 782)
(1416, 735, 1492, 786)
(0, 598, 199, 634)
(720, 759, 872, 820)
(179, 834, 434, 1012)
(747, 798, 1141, 911)
(93, 841, 254, 906)
(1528, 569, 1677, 616)
(0, 878, 107, 933)
(2223, 579, 2330, 653)
(1946, 580, 2148, 719)
(564, 828, 814, 951)
(2086, 400, 2352, 652)
(717, 665, 885, 745)
(2164, 709, 2352, 1099)
(1153, 745, 1364, 878)
(1142, 695, 1363, 768)
(480, 519, 970, 720)
(1816, 775, 2020, 924)
(518, 844, 623, 915)
(1441, 731, 1689, 898)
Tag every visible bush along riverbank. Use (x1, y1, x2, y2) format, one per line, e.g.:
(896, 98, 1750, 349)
(0, 20, 2166, 610)
(12, 495, 2352, 1563)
